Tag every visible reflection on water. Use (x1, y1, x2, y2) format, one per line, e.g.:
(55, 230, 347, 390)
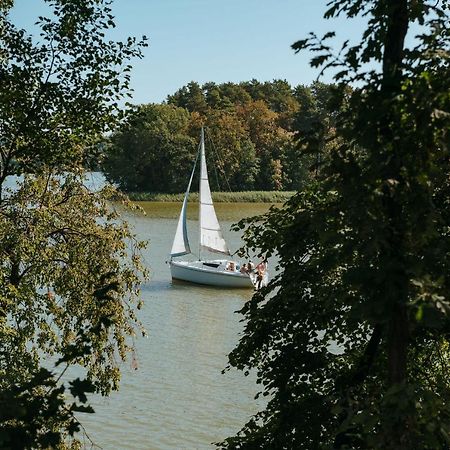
(82, 202, 275, 449)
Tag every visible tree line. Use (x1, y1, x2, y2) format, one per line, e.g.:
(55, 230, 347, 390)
(103, 80, 338, 193)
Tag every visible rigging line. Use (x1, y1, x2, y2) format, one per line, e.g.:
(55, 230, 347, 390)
(205, 128, 222, 192)
(205, 128, 233, 193)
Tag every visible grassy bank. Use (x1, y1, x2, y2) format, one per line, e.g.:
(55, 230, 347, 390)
(127, 191, 295, 203)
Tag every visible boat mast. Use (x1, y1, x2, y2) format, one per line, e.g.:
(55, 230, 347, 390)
(198, 127, 204, 261)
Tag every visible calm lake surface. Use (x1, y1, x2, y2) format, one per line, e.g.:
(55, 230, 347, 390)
(82, 201, 275, 450)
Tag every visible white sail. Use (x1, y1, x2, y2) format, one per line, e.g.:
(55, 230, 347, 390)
(199, 128, 230, 255)
(170, 150, 199, 257)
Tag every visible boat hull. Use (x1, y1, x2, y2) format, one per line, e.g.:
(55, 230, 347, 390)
(170, 260, 255, 288)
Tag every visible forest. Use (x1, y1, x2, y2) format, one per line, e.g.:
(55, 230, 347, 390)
(103, 80, 337, 193)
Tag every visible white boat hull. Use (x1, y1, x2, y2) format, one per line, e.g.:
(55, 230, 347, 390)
(170, 259, 256, 288)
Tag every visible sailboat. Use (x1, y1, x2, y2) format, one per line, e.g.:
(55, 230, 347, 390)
(169, 128, 267, 288)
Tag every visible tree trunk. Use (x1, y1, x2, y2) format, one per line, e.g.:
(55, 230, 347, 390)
(382, 0, 409, 92)
(381, 0, 409, 373)
(387, 304, 408, 384)
(381, 1, 411, 448)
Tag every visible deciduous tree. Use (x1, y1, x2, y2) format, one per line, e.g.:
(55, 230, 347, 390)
(222, 1, 450, 449)
(0, 1, 147, 447)
(103, 103, 196, 193)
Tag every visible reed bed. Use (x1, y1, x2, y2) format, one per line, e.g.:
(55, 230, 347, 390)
(127, 191, 295, 203)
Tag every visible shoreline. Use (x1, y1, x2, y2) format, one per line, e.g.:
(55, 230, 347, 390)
(126, 191, 295, 203)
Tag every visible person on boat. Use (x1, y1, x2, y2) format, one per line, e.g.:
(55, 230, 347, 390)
(256, 271, 263, 289)
(256, 259, 267, 274)
(255, 259, 267, 289)
(247, 261, 254, 273)
(227, 261, 236, 271)
(240, 263, 249, 274)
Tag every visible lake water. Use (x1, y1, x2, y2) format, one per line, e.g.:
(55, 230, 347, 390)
(81, 201, 274, 449)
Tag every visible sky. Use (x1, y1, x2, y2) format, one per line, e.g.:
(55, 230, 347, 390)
(10, 1, 378, 105)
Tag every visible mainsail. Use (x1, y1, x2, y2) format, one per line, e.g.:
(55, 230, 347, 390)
(198, 128, 230, 255)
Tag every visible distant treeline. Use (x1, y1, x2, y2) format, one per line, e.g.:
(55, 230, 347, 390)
(103, 80, 340, 193)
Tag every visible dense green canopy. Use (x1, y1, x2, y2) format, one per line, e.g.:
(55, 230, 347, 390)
(102, 80, 337, 193)
(0, 1, 147, 447)
(221, 1, 450, 449)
